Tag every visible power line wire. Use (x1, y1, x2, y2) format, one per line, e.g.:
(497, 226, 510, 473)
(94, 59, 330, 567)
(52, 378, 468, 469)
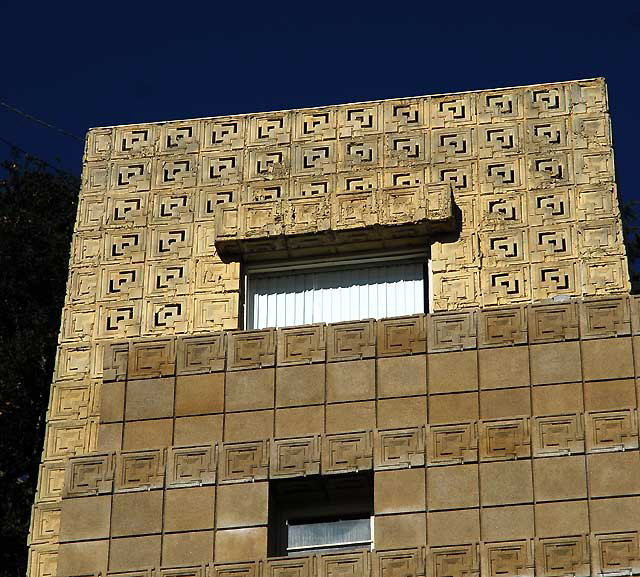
(0, 135, 76, 175)
(0, 100, 83, 143)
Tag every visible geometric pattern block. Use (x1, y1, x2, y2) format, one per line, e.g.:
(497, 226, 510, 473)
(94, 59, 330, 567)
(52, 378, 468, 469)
(527, 301, 579, 343)
(276, 324, 327, 365)
(377, 315, 427, 357)
(427, 310, 478, 352)
(585, 410, 639, 453)
(227, 329, 276, 370)
(327, 320, 377, 362)
(374, 548, 425, 577)
(166, 444, 217, 487)
(64, 453, 114, 496)
(318, 550, 370, 577)
(265, 556, 315, 577)
(535, 535, 590, 577)
(271, 436, 321, 478)
(176, 333, 226, 374)
(532, 414, 585, 457)
(219, 440, 269, 483)
(478, 305, 528, 347)
(427, 422, 478, 465)
(322, 431, 373, 474)
(114, 449, 165, 492)
(374, 427, 425, 469)
(481, 541, 534, 577)
(128, 338, 176, 379)
(479, 418, 531, 461)
(580, 296, 631, 339)
(212, 563, 259, 577)
(591, 532, 640, 577)
(428, 544, 478, 577)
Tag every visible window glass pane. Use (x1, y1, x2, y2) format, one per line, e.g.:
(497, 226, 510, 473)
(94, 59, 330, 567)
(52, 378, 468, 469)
(247, 259, 425, 329)
(288, 518, 371, 549)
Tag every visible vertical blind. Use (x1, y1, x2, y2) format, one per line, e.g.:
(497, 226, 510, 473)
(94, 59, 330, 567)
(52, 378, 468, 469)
(246, 258, 425, 330)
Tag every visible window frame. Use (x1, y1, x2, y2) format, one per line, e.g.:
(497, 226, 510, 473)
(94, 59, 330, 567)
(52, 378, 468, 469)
(242, 249, 432, 330)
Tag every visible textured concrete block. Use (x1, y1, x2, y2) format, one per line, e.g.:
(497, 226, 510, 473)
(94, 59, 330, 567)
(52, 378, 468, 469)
(533, 455, 587, 501)
(428, 392, 479, 424)
(374, 513, 426, 548)
(427, 463, 479, 510)
(377, 396, 427, 429)
(275, 405, 324, 437)
(174, 414, 223, 445)
(125, 377, 174, 420)
(584, 379, 636, 411)
(326, 401, 376, 433)
(534, 501, 589, 537)
(374, 468, 426, 514)
(588, 451, 640, 497)
(214, 527, 268, 563)
(224, 410, 274, 442)
(59, 495, 111, 542)
(111, 490, 163, 537)
(226, 368, 275, 412)
(326, 359, 375, 402)
(428, 509, 480, 546)
(481, 505, 534, 540)
(122, 418, 173, 450)
(108, 534, 161, 572)
(58, 539, 108, 575)
(175, 373, 224, 416)
(590, 496, 640, 532)
(100, 381, 125, 422)
(428, 350, 478, 394)
(582, 337, 633, 381)
(164, 486, 215, 532)
(162, 530, 214, 566)
(530, 341, 582, 384)
(377, 355, 426, 398)
(531, 382, 584, 415)
(479, 346, 530, 389)
(276, 364, 325, 407)
(480, 460, 533, 506)
(480, 387, 531, 419)
(216, 482, 268, 528)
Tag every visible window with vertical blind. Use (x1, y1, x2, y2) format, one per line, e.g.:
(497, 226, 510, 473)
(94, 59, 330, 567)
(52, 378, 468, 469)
(245, 253, 427, 330)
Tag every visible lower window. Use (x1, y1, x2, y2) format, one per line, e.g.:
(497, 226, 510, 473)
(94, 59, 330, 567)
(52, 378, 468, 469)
(268, 472, 374, 557)
(245, 252, 428, 330)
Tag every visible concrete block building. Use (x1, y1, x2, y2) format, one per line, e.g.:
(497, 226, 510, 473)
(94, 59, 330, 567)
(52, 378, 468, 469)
(28, 78, 640, 577)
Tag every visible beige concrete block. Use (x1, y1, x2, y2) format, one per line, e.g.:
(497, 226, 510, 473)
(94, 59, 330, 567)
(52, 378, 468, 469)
(531, 382, 584, 415)
(428, 509, 480, 546)
(530, 341, 582, 385)
(326, 401, 376, 433)
(224, 410, 274, 442)
(226, 368, 275, 412)
(109, 535, 161, 572)
(275, 405, 324, 437)
(122, 418, 173, 450)
(377, 355, 426, 398)
(590, 496, 640, 532)
(96, 422, 123, 451)
(374, 513, 426, 549)
(481, 505, 534, 541)
(59, 495, 111, 542)
(100, 381, 124, 422)
(533, 455, 587, 501)
(375, 468, 426, 514)
(479, 346, 530, 389)
(428, 350, 478, 394)
(174, 414, 223, 445)
(584, 379, 636, 411)
(480, 460, 533, 506)
(427, 464, 479, 510)
(534, 501, 589, 537)
(480, 387, 531, 419)
(377, 396, 427, 429)
(582, 337, 633, 381)
(588, 451, 640, 497)
(125, 377, 174, 420)
(216, 482, 268, 528)
(428, 392, 478, 424)
(175, 373, 224, 416)
(111, 490, 163, 537)
(162, 531, 214, 566)
(164, 486, 215, 532)
(214, 527, 268, 563)
(327, 359, 375, 402)
(58, 540, 108, 576)
(276, 364, 325, 407)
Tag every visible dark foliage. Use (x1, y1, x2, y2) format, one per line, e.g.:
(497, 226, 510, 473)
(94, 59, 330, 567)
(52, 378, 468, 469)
(621, 200, 640, 293)
(0, 151, 79, 577)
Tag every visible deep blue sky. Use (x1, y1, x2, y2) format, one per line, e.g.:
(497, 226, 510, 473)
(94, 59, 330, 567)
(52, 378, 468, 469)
(2, 2, 639, 205)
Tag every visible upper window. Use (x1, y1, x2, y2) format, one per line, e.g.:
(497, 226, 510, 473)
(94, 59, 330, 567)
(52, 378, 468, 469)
(245, 252, 428, 330)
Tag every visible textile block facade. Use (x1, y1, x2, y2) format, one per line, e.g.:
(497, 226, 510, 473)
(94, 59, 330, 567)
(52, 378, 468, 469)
(28, 78, 639, 577)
